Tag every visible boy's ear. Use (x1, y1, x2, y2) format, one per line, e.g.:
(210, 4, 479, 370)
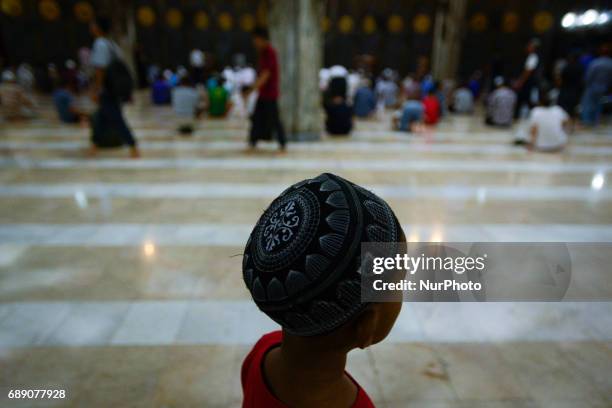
(354, 306, 379, 349)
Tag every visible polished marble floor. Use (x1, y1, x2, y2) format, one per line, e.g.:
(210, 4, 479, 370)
(0, 96, 611, 407)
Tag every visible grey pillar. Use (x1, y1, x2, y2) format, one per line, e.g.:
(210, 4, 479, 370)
(269, 0, 323, 141)
(431, 0, 467, 80)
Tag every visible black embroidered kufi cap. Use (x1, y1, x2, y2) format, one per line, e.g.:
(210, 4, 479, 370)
(242, 173, 402, 336)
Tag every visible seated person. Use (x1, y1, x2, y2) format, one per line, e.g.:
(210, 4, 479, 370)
(171, 77, 203, 135)
(353, 78, 376, 118)
(231, 85, 257, 119)
(394, 94, 424, 132)
(433, 80, 447, 117)
(376, 70, 399, 108)
(208, 76, 230, 117)
(327, 76, 348, 102)
(450, 82, 474, 113)
(422, 88, 440, 125)
(519, 94, 569, 152)
(0, 70, 35, 120)
(151, 74, 171, 105)
(325, 95, 353, 136)
(486, 76, 516, 127)
(52, 77, 86, 123)
(241, 173, 404, 408)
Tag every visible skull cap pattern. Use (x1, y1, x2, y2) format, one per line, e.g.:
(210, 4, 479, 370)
(243, 173, 403, 336)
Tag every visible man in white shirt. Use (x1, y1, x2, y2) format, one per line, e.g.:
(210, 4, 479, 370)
(526, 95, 569, 152)
(514, 38, 540, 119)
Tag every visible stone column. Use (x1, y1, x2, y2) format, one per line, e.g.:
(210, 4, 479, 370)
(431, 0, 467, 80)
(268, 0, 323, 141)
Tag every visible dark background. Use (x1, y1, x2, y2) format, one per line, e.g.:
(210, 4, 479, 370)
(1, 0, 610, 79)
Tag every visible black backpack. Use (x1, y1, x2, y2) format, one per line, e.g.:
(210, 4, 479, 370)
(103, 40, 134, 102)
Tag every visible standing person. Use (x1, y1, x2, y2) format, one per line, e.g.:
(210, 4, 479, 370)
(88, 16, 139, 158)
(248, 27, 286, 153)
(557, 52, 583, 123)
(581, 44, 612, 126)
(514, 38, 541, 119)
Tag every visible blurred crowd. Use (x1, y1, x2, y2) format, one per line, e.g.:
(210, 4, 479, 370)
(1, 33, 611, 154)
(0, 50, 259, 126)
(318, 38, 612, 152)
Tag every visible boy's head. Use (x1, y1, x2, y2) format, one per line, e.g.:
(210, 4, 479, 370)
(243, 173, 404, 344)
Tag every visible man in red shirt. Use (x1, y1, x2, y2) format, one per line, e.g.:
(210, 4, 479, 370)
(248, 27, 287, 153)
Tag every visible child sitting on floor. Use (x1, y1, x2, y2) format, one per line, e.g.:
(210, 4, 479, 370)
(241, 173, 405, 407)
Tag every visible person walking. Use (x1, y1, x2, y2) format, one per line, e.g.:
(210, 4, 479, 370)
(247, 27, 286, 153)
(581, 44, 612, 126)
(514, 38, 541, 119)
(557, 52, 583, 121)
(88, 16, 140, 158)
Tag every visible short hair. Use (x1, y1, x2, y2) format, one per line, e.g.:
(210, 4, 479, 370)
(242, 173, 404, 337)
(252, 26, 269, 40)
(95, 16, 111, 34)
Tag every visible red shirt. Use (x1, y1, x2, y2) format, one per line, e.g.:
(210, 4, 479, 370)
(241, 331, 376, 408)
(258, 44, 280, 101)
(422, 95, 440, 124)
